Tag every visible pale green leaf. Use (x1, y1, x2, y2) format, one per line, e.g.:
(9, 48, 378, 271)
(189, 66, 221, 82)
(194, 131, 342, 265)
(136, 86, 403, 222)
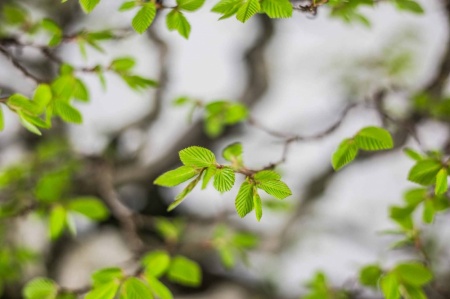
(85, 281, 120, 299)
(394, 263, 433, 286)
(179, 146, 216, 167)
(253, 188, 262, 221)
(332, 138, 358, 170)
(257, 180, 291, 199)
(177, 0, 206, 11)
(154, 166, 198, 187)
(201, 167, 216, 189)
(435, 167, 448, 195)
(91, 267, 124, 287)
(79, 0, 101, 13)
(236, 0, 260, 23)
(254, 170, 281, 181)
(408, 159, 442, 186)
(167, 256, 202, 287)
(68, 197, 109, 220)
(167, 174, 202, 211)
(146, 276, 173, 299)
(142, 250, 171, 278)
(23, 278, 58, 299)
(380, 273, 400, 299)
(120, 278, 153, 299)
(261, 0, 292, 18)
(0, 106, 4, 132)
(110, 57, 136, 72)
(132, 2, 157, 34)
(222, 142, 243, 162)
(212, 0, 243, 20)
(213, 167, 235, 192)
(49, 205, 67, 239)
(354, 126, 394, 151)
(166, 10, 191, 39)
(54, 101, 83, 124)
(235, 181, 254, 217)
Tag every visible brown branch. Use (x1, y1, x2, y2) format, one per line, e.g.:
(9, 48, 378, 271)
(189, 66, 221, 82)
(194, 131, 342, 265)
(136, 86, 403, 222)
(0, 45, 46, 84)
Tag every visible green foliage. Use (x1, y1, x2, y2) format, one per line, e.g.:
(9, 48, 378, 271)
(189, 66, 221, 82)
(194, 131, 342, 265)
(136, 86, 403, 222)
(179, 146, 216, 167)
(155, 144, 291, 219)
(303, 272, 349, 299)
(78, 0, 101, 13)
(67, 197, 109, 220)
(212, 225, 259, 268)
(213, 167, 235, 192)
(376, 262, 432, 299)
(23, 278, 58, 299)
(154, 166, 199, 187)
(261, 0, 293, 18)
(142, 251, 171, 278)
(132, 3, 157, 34)
(332, 126, 394, 170)
(359, 264, 383, 287)
(167, 256, 202, 287)
(235, 181, 254, 217)
(166, 10, 191, 39)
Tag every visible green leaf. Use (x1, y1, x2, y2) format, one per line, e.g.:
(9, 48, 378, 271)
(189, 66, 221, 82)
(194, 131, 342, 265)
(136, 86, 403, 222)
(0, 106, 4, 132)
(79, 0, 101, 13)
(257, 180, 292, 199)
(85, 281, 120, 299)
(254, 170, 281, 181)
(435, 168, 448, 195)
(120, 75, 158, 90)
(119, 1, 137, 11)
(73, 79, 89, 102)
(177, 0, 206, 11)
(218, 246, 235, 268)
(359, 264, 382, 287)
(403, 188, 426, 207)
(68, 197, 109, 220)
(394, 263, 433, 286)
(35, 170, 70, 203)
(167, 256, 202, 287)
(23, 278, 58, 299)
(404, 148, 423, 161)
(222, 142, 243, 163)
(49, 205, 67, 239)
(91, 267, 124, 287)
(213, 167, 235, 192)
(110, 57, 136, 72)
(261, 0, 292, 18)
(132, 2, 157, 34)
(408, 159, 442, 186)
(253, 188, 262, 221)
(54, 101, 83, 124)
(235, 181, 254, 217)
(142, 250, 171, 278)
(154, 166, 199, 187)
(332, 138, 358, 170)
(166, 10, 191, 39)
(179, 146, 216, 167)
(33, 84, 52, 112)
(395, 0, 424, 14)
(380, 273, 400, 299)
(146, 276, 173, 299)
(201, 167, 216, 189)
(423, 199, 435, 224)
(354, 126, 394, 151)
(211, 0, 243, 19)
(236, 0, 260, 22)
(121, 278, 153, 299)
(224, 103, 248, 124)
(168, 173, 202, 211)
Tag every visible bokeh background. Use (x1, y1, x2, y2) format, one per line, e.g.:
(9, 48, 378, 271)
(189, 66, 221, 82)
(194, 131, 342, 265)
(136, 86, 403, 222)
(1, 0, 450, 298)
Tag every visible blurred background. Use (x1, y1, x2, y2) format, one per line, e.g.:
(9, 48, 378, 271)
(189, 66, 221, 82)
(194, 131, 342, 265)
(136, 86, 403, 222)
(1, 0, 450, 298)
